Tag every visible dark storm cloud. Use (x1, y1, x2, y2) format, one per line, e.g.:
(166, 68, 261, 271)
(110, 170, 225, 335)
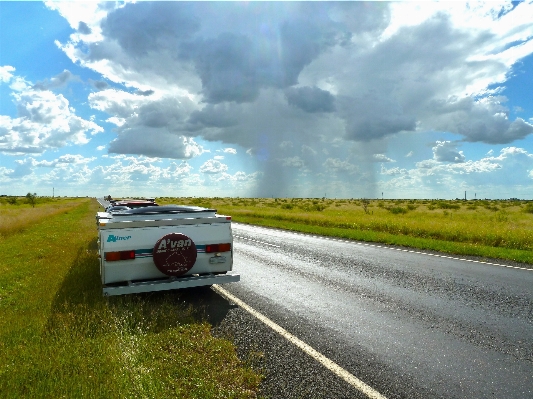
(53, 1, 533, 198)
(99, 2, 350, 104)
(182, 32, 260, 103)
(125, 97, 193, 130)
(101, 2, 200, 57)
(187, 104, 239, 130)
(280, 14, 349, 85)
(285, 86, 335, 113)
(339, 94, 417, 141)
(179, 16, 346, 103)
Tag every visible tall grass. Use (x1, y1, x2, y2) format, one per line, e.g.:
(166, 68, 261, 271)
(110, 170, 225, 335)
(0, 199, 261, 398)
(0, 197, 89, 239)
(159, 197, 533, 264)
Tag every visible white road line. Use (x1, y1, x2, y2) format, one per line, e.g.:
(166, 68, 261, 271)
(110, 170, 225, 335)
(213, 285, 388, 399)
(232, 223, 533, 272)
(234, 235, 281, 248)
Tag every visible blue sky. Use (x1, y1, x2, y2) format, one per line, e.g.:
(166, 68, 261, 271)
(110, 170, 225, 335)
(1, 1, 532, 199)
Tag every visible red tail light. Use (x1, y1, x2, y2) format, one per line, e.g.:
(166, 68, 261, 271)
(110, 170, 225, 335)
(105, 250, 136, 261)
(205, 243, 231, 253)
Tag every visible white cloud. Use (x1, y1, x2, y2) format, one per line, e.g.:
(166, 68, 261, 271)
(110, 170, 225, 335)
(301, 145, 317, 156)
(378, 146, 533, 198)
(0, 65, 15, 82)
(281, 156, 305, 168)
(0, 72, 103, 155)
(380, 165, 407, 176)
(200, 159, 228, 174)
(108, 128, 205, 159)
(432, 141, 466, 163)
(323, 158, 358, 174)
(373, 154, 395, 163)
(26, 1, 533, 197)
(54, 2, 533, 148)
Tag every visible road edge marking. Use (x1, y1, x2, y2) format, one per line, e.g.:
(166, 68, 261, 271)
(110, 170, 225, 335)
(213, 285, 388, 399)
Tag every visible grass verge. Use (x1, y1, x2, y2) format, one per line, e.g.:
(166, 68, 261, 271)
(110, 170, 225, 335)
(229, 214, 533, 264)
(0, 197, 88, 239)
(156, 197, 533, 265)
(0, 199, 261, 398)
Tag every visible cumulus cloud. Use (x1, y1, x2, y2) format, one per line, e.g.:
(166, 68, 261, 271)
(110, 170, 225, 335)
(200, 159, 228, 174)
(423, 96, 533, 144)
(108, 128, 204, 159)
(43, 1, 533, 196)
(323, 158, 358, 174)
(378, 146, 533, 199)
(57, 3, 533, 142)
(6, 154, 96, 179)
(0, 65, 15, 82)
(380, 165, 407, 176)
(281, 156, 305, 168)
(433, 141, 466, 163)
(0, 69, 103, 155)
(373, 154, 395, 163)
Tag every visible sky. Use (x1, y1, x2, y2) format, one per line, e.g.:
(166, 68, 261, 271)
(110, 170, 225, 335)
(1, 1, 533, 200)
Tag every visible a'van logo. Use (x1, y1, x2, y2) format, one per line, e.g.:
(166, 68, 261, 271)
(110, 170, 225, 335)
(107, 234, 132, 243)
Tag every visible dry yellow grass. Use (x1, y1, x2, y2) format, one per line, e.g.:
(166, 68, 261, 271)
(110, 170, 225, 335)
(0, 198, 90, 239)
(156, 197, 533, 263)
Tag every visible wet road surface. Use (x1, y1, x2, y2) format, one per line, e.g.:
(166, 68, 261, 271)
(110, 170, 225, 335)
(212, 223, 533, 399)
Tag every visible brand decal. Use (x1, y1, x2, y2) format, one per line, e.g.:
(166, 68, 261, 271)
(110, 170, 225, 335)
(156, 238, 192, 253)
(107, 234, 132, 243)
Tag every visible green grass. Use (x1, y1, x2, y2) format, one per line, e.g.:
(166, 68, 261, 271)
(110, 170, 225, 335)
(0, 196, 88, 238)
(0, 199, 261, 398)
(157, 197, 533, 265)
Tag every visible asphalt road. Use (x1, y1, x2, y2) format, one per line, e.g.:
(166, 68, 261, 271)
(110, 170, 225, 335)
(208, 223, 533, 399)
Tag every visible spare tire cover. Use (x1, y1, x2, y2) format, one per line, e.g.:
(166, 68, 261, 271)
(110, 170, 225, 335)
(153, 233, 197, 276)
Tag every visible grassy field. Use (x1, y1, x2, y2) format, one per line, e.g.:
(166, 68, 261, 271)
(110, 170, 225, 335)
(0, 198, 261, 398)
(157, 197, 533, 265)
(0, 196, 89, 239)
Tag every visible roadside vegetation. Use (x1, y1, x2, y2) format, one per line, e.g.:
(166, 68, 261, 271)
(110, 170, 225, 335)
(0, 198, 261, 398)
(0, 195, 88, 239)
(158, 197, 533, 265)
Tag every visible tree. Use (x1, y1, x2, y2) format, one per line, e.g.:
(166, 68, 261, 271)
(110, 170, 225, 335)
(6, 196, 17, 205)
(26, 192, 37, 208)
(361, 198, 370, 214)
